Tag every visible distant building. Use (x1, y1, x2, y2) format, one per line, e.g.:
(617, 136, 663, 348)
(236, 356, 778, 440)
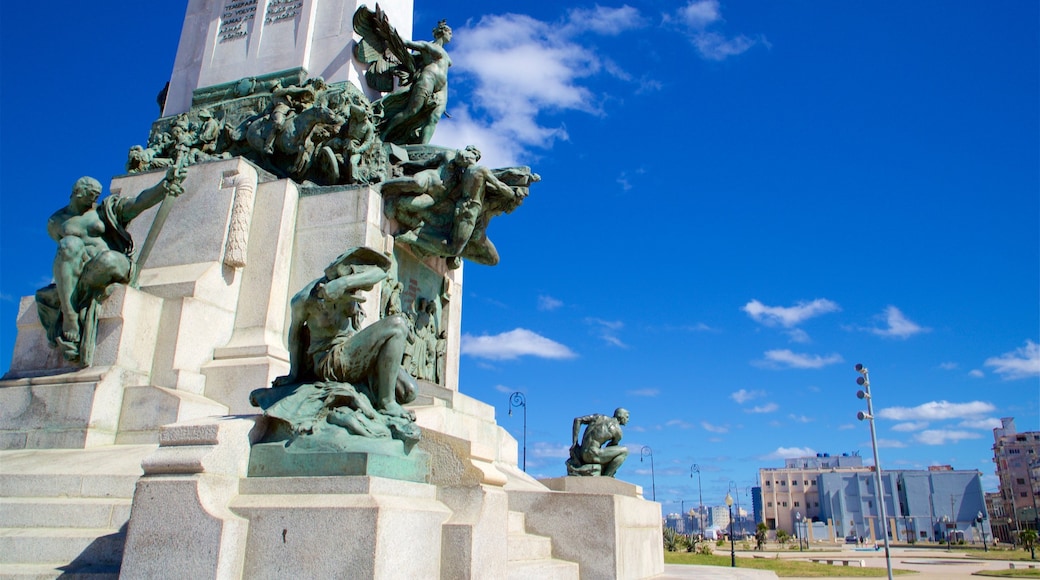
(986, 491, 1013, 543)
(751, 486, 763, 525)
(709, 505, 730, 529)
(759, 452, 991, 544)
(664, 512, 686, 534)
(992, 417, 1040, 533)
(759, 452, 869, 532)
(817, 469, 989, 543)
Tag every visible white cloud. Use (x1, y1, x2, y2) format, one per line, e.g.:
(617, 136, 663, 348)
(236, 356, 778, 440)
(746, 403, 779, 414)
(537, 295, 563, 311)
(876, 439, 907, 449)
(701, 421, 728, 434)
(761, 349, 843, 369)
(731, 389, 765, 404)
(891, 421, 928, 432)
(692, 31, 757, 61)
(743, 299, 840, 328)
(666, 419, 697, 429)
(984, 340, 1040, 380)
(838, 424, 856, 431)
(968, 369, 985, 378)
(461, 328, 577, 360)
(786, 328, 811, 343)
(672, 0, 761, 61)
(789, 414, 813, 423)
(864, 306, 929, 339)
(939, 362, 959, 371)
(564, 5, 646, 35)
(958, 417, 1003, 430)
(678, 0, 721, 29)
(493, 384, 514, 393)
(877, 400, 995, 421)
(440, 9, 642, 166)
(913, 429, 982, 446)
(530, 441, 570, 459)
(585, 317, 627, 348)
(628, 388, 660, 397)
(762, 446, 816, 460)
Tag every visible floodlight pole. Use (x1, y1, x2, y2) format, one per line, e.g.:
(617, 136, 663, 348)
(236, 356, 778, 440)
(856, 363, 893, 580)
(508, 392, 527, 472)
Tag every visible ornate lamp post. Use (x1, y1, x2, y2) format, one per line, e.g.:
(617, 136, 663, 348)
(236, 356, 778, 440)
(728, 481, 743, 538)
(855, 363, 893, 580)
(796, 512, 804, 551)
(941, 515, 951, 551)
(691, 464, 704, 532)
(976, 512, 988, 552)
(725, 492, 736, 567)
(508, 392, 526, 472)
(640, 446, 656, 501)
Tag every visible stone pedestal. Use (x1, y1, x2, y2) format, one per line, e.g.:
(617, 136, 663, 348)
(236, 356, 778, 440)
(0, 286, 163, 449)
(508, 477, 665, 580)
(231, 476, 451, 579)
(248, 440, 430, 481)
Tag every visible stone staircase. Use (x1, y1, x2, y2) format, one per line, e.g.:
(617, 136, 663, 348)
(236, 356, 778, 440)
(0, 446, 153, 579)
(506, 510, 580, 579)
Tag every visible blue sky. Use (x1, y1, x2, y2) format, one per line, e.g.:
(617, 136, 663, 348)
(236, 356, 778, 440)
(1, 1, 1037, 512)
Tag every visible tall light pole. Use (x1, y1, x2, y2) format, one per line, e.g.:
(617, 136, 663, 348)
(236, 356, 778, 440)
(726, 492, 736, 567)
(691, 464, 704, 532)
(641, 446, 656, 501)
(856, 363, 893, 580)
(508, 392, 526, 472)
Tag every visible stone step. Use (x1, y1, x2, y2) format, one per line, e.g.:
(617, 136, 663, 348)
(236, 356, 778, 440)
(0, 473, 139, 499)
(0, 562, 120, 579)
(0, 497, 132, 529)
(0, 445, 151, 500)
(507, 531, 553, 561)
(506, 558, 580, 580)
(509, 513, 528, 536)
(0, 527, 125, 567)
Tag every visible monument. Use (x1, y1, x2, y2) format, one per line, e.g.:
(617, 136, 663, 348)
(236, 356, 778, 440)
(0, 1, 663, 578)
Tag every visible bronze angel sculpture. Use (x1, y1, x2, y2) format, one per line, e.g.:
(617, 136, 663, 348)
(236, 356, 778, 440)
(353, 4, 452, 145)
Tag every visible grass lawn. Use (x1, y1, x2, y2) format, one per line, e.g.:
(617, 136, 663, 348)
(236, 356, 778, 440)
(973, 570, 1040, 578)
(971, 551, 1040, 562)
(663, 552, 916, 577)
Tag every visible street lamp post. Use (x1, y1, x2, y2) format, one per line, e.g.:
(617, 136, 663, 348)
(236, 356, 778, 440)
(729, 481, 742, 538)
(726, 492, 736, 567)
(941, 515, 951, 551)
(855, 363, 894, 580)
(796, 512, 804, 552)
(508, 392, 527, 472)
(976, 512, 988, 552)
(691, 464, 704, 533)
(641, 446, 656, 502)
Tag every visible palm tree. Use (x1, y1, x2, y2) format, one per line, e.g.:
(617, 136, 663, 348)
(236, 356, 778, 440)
(1021, 529, 1038, 560)
(755, 523, 768, 551)
(776, 529, 791, 548)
